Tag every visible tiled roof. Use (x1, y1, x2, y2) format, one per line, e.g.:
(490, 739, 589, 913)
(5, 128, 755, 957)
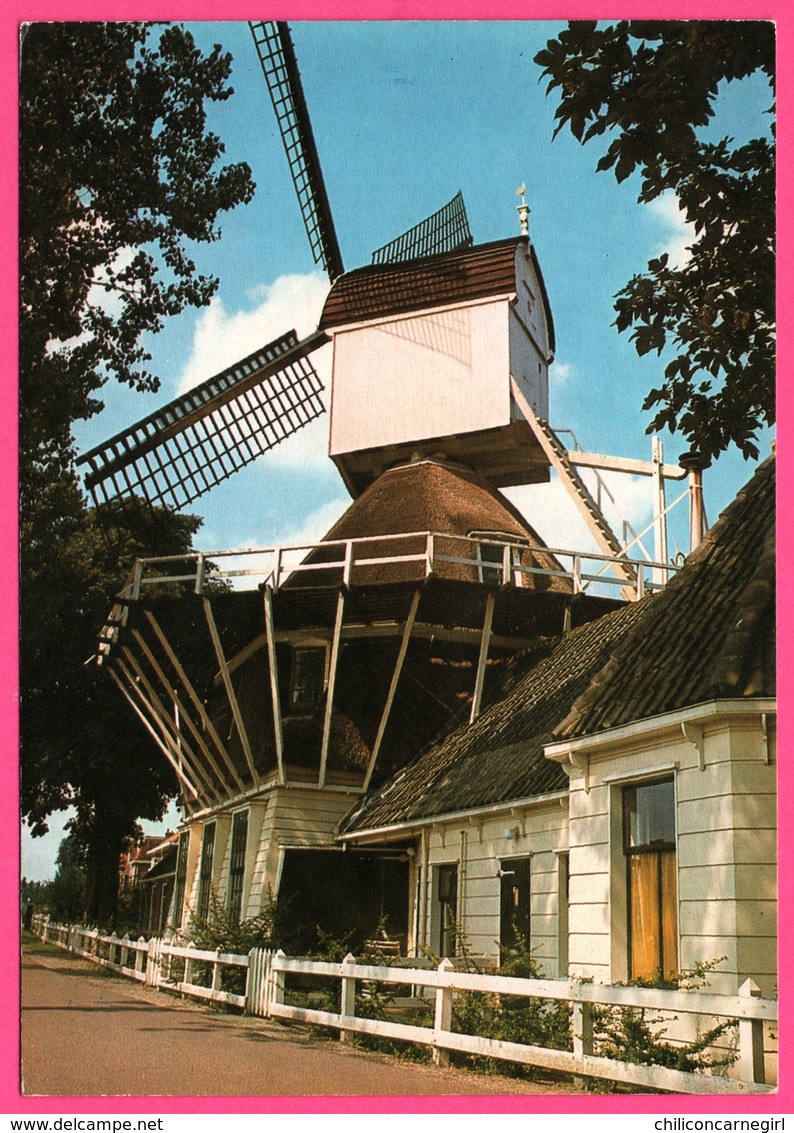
(319, 237, 556, 352)
(340, 455, 775, 834)
(555, 454, 775, 739)
(340, 600, 647, 833)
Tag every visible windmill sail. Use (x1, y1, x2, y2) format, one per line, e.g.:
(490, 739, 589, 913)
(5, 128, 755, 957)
(250, 21, 345, 282)
(79, 330, 328, 511)
(371, 191, 473, 265)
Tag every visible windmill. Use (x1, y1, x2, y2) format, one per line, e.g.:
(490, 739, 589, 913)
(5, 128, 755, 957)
(78, 21, 691, 591)
(77, 21, 475, 515)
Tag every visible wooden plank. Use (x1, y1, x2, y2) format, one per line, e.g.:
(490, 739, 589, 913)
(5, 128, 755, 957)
(510, 378, 636, 591)
(109, 665, 205, 805)
(363, 589, 421, 791)
(119, 647, 223, 806)
(271, 956, 777, 1019)
(469, 590, 494, 724)
(203, 598, 260, 784)
(131, 628, 242, 797)
(220, 620, 539, 679)
(263, 586, 285, 785)
(568, 450, 686, 480)
(142, 612, 247, 793)
(318, 589, 345, 788)
(266, 1002, 771, 1094)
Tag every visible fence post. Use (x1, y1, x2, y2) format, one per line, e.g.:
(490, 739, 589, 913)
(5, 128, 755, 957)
(339, 953, 357, 1044)
(211, 948, 223, 993)
(572, 983, 594, 1089)
(271, 949, 286, 1012)
(572, 993, 594, 1059)
(146, 937, 161, 988)
(137, 936, 147, 979)
(245, 948, 270, 1017)
(433, 958, 455, 1067)
(184, 940, 196, 989)
(738, 978, 765, 1085)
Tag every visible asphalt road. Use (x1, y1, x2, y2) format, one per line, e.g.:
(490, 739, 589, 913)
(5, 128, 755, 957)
(22, 946, 578, 1098)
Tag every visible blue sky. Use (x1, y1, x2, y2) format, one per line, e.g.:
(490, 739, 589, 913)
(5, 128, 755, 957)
(23, 20, 775, 881)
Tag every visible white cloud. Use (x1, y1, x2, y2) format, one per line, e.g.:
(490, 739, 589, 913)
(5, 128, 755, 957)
(505, 468, 656, 559)
(550, 360, 573, 385)
(646, 191, 696, 270)
(176, 273, 331, 394)
(174, 272, 334, 475)
(280, 495, 351, 547)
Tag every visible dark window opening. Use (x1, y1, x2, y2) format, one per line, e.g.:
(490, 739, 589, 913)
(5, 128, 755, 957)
(227, 811, 249, 925)
(197, 823, 216, 923)
(171, 832, 189, 930)
(624, 779, 678, 982)
(499, 857, 531, 958)
(288, 647, 327, 714)
(435, 863, 458, 958)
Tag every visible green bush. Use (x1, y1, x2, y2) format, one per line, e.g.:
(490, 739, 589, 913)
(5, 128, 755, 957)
(589, 958, 738, 1091)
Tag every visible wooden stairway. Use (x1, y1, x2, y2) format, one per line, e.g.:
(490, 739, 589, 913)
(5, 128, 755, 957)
(509, 379, 638, 594)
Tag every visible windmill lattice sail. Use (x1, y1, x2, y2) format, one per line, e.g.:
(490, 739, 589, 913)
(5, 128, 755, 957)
(250, 21, 345, 282)
(371, 191, 473, 264)
(79, 330, 327, 511)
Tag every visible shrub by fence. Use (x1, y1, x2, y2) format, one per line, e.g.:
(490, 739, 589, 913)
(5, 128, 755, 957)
(30, 916, 775, 1095)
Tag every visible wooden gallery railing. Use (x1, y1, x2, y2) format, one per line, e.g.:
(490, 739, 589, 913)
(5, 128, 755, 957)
(31, 917, 775, 1095)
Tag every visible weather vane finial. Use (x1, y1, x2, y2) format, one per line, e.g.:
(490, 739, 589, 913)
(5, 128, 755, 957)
(516, 182, 530, 236)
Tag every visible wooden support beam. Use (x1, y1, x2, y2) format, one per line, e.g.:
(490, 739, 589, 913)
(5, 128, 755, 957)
(110, 664, 205, 806)
(263, 585, 285, 785)
(510, 378, 636, 594)
(363, 589, 421, 793)
(469, 591, 495, 724)
(568, 449, 686, 480)
(142, 612, 247, 794)
(203, 598, 260, 785)
(128, 633, 238, 802)
(318, 589, 346, 789)
(651, 436, 668, 589)
(220, 620, 540, 680)
(120, 647, 223, 806)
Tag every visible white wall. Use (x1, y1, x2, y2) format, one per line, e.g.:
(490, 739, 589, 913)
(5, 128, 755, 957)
(563, 711, 777, 997)
(416, 799, 569, 974)
(329, 299, 511, 457)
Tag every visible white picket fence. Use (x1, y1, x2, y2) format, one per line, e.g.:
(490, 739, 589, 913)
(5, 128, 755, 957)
(31, 916, 776, 1095)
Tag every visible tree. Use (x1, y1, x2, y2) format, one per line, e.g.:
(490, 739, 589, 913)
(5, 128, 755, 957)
(20, 23, 255, 924)
(48, 834, 88, 923)
(535, 21, 775, 463)
(20, 22, 254, 477)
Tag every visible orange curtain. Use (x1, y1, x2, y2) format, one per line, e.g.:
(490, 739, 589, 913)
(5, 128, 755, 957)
(629, 850, 678, 981)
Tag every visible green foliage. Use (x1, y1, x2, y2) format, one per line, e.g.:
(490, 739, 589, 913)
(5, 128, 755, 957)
(20, 22, 255, 468)
(589, 957, 737, 1091)
(535, 21, 774, 462)
(20, 22, 254, 927)
(185, 888, 294, 956)
(47, 834, 88, 922)
(440, 927, 572, 1079)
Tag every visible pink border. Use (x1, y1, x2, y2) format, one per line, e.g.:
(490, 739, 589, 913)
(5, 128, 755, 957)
(7, 1, 790, 1115)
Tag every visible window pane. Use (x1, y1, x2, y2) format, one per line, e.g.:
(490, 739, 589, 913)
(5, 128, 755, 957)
(227, 812, 249, 925)
(629, 853, 660, 980)
(625, 779, 676, 848)
(289, 647, 326, 713)
(197, 824, 216, 922)
(629, 849, 678, 981)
